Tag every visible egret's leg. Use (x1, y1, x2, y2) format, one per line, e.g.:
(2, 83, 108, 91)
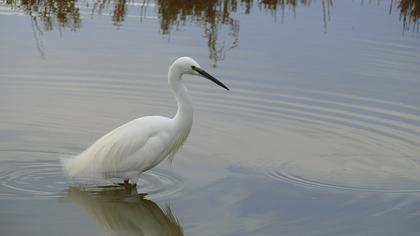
(130, 177, 139, 188)
(119, 179, 128, 186)
(119, 179, 133, 190)
(117, 179, 132, 188)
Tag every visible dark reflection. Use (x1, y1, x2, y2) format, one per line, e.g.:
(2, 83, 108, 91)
(155, 0, 242, 66)
(67, 186, 183, 236)
(152, 0, 330, 65)
(88, 0, 128, 26)
(112, 0, 127, 26)
(395, 0, 420, 31)
(6, 0, 81, 31)
(3, 0, 419, 63)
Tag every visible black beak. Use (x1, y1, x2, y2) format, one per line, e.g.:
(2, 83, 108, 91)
(192, 66, 230, 91)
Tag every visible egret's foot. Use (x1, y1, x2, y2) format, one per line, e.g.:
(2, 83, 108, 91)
(118, 180, 137, 189)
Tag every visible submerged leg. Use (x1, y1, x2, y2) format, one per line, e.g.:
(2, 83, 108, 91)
(130, 177, 139, 188)
(118, 179, 137, 189)
(118, 179, 130, 187)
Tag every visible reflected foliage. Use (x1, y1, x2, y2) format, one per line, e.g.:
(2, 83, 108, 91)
(155, 0, 244, 66)
(67, 186, 183, 236)
(397, 0, 420, 30)
(2, 0, 418, 63)
(5, 0, 81, 31)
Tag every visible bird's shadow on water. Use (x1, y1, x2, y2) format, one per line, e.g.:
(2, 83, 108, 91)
(65, 185, 184, 236)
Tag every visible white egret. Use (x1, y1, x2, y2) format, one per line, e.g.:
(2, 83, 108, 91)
(63, 57, 229, 186)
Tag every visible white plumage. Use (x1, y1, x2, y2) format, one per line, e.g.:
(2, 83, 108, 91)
(63, 57, 229, 185)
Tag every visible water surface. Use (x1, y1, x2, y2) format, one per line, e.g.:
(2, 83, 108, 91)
(1, 0, 420, 235)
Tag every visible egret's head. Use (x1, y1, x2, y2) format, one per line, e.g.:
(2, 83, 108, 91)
(171, 57, 230, 91)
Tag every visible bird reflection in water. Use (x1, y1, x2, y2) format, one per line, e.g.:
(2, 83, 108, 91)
(66, 186, 183, 236)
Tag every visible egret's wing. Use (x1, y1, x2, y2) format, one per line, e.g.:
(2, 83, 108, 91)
(65, 116, 170, 177)
(90, 125, 149, 164)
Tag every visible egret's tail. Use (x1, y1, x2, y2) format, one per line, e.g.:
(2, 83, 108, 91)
(61, 153, 94, 178)
(61, 155, 78, 177)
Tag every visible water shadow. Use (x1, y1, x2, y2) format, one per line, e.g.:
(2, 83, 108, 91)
(66, 185, 183, 236)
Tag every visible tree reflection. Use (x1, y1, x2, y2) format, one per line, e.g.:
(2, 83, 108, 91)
(6, 0, 81, 31)
(2, 0, 419, 63)
(155, 0, 243, 66)
(397, 0, 420, 31)
(112, 0, 127, 26)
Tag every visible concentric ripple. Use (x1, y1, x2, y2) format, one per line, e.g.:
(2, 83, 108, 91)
(0, 153, 69, 200)
(268, 154, 420, 193)
(191, 82, 420, 193)
(0, 150, 183, 200)
(138, 168, 183, 200)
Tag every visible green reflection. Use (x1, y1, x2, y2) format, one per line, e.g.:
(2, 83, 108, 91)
(2, 0, 419, 64)
(5, 0, 81, 31)
(396, 0, 420, 31)
(67, 186, 183, 236)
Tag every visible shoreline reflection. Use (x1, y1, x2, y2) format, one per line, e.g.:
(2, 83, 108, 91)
(397, 0, 420, 31)
(2, 0, 418, 64)
(67, 186, 183, 236)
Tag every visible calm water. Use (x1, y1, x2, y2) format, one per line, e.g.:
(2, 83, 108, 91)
(1, 0, 420, 235)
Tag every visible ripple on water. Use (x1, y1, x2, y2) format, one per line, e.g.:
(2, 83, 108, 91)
(193, 83, 420, 193)
(1, 66, 420, 195)
(268, 154, 420, 193)
(0, 150, 183, 200)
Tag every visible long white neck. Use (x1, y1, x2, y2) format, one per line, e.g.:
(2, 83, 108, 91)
(168, 67, 193, 128)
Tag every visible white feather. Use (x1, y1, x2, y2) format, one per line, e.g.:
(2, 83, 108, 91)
(65, 116, 175, 178)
